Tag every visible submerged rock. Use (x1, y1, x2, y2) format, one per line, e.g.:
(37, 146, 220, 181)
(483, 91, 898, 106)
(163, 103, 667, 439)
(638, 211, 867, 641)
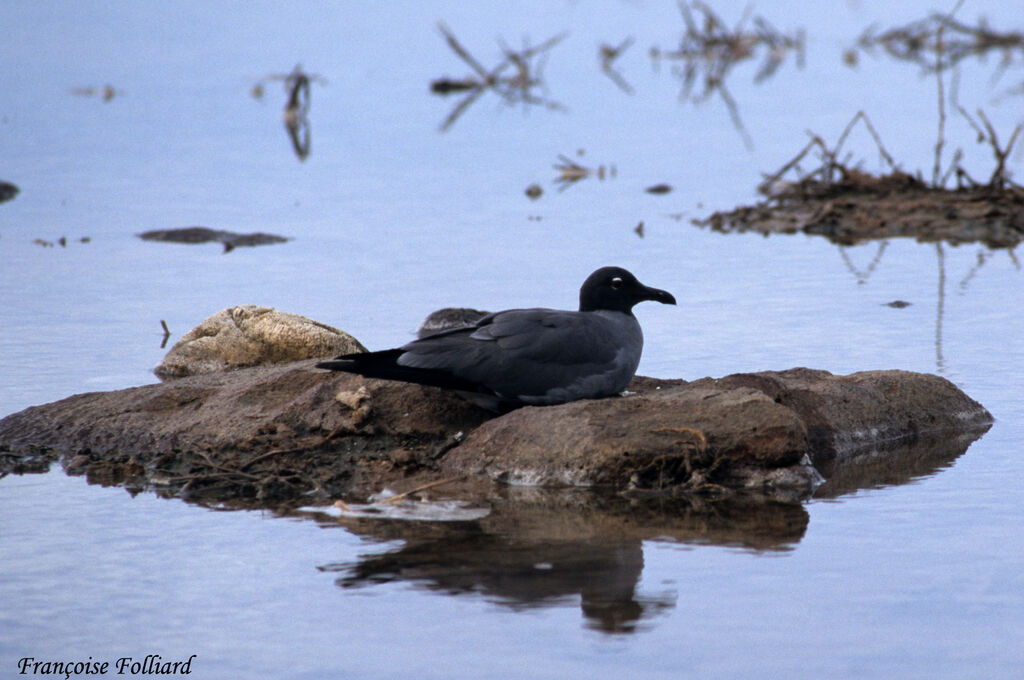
(154, 305, 365, 379)
(0, 181, 19, 204)
(137, 226, 289, 252)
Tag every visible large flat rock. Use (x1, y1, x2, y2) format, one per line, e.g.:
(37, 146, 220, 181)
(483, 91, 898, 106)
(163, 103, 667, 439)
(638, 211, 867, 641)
(0, 362, 992, 504)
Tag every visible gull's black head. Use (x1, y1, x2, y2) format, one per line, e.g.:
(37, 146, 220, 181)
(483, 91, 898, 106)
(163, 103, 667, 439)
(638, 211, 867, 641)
(578, 266, 677, 313)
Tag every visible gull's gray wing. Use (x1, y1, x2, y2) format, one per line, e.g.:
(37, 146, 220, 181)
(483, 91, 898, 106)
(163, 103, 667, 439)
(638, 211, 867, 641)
(397, 308, 643, 404)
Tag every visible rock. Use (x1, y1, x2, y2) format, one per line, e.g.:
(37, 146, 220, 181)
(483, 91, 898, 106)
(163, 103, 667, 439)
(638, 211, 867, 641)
(0, 180, 19, 204)
(137, 227, 289, 252)
(0, 361, 992, 505)
(441, 368, 992, 499)
(154, 305, 365, 379)
(0, 360, 489, 502)
(697, 368, 994, 470)
(441, 379, 810, 487)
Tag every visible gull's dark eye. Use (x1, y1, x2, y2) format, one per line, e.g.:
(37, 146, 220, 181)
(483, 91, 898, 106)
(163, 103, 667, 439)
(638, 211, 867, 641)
(610, 277, 624, 289)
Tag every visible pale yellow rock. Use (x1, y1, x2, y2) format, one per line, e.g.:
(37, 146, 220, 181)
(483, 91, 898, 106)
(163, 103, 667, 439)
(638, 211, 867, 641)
(155, 305, 365, 379)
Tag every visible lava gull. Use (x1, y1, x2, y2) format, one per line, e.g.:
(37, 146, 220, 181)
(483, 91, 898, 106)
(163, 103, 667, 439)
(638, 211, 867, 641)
(317, 266, 675, 411)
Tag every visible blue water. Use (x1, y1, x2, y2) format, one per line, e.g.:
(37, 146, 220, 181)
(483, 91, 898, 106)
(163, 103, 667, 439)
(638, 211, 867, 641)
(2, 2, 1023, 678)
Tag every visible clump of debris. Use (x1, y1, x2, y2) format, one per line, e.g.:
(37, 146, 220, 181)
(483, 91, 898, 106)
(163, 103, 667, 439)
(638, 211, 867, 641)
(698, 5, 1024, 249)
(696, 109, 1024, 249)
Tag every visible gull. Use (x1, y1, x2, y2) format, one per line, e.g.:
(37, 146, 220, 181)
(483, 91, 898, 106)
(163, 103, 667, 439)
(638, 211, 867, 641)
(317, 266, 675, 411)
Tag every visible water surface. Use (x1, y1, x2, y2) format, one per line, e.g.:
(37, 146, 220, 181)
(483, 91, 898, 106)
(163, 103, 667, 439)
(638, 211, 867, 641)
(2, 2, 1023, 678)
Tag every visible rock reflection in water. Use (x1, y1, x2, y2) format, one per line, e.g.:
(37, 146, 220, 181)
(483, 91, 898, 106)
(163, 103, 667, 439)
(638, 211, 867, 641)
(299, 419, 989, 634)
(813, 430, 983, 499)
(311, 490, 808, 634)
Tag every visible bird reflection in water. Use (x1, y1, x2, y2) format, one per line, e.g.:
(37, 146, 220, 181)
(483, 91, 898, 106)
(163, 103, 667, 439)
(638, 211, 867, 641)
(314, 491, 809, 634)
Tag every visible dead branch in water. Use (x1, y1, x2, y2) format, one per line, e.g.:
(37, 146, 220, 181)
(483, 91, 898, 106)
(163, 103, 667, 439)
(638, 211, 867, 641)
(954, 107, 1023, 190)
(854, 10, 1024, 77)
(431, 23, 567, 132)
(599, 37, 635, 94)
(757, 111, 895, 196)
(650, 1, 804, 150)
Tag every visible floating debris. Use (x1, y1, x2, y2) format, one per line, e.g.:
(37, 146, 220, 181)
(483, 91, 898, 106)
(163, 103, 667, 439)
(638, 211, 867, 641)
(137, 227, 289, 253)
(651, 1, 804, 149)
(695, 112, 1024, 249)
(0, 181, 19, 203)
(524, 183, 543, 200)
(645, 183, 673, 194)
(634, 221, 645, 238)
(552, 153, 613, 192)
(303, 498, 491, 523)
(432, 23, 567, 132)
(885, 300, 913, 308)
(30, 235, 90, 248)
(599, 37, 635, 94)
(69, 85, 117, 101)
(300, 478, 490, 522)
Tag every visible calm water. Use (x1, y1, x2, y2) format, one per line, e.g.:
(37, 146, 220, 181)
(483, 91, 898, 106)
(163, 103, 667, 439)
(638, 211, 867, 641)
(2, 2, 1023, 678)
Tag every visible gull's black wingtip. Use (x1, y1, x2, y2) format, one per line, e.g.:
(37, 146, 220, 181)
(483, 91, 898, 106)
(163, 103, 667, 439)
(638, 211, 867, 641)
(316, 359, 354, 371)
(316, 352, 368, 371)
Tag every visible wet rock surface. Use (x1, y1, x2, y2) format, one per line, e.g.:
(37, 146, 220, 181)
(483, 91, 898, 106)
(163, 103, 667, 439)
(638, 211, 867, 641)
(154, 305, 365, 379)
(0, 359, 991, 505)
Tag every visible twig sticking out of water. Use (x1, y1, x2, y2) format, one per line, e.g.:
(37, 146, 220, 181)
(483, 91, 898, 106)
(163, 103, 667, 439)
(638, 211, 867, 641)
(914, 2, 1023, 190)
(757, 111, 896, 196)
(160, 320, 171, 349)
(854, 10, 1024, 77)
(650, 1, 804, 150)
(251, 65, 325, 161)
(431, 23, 567, 132)
(952, 107, 1023, 190)
(930, 0, 963, 187)
(600, 37, 635, 94)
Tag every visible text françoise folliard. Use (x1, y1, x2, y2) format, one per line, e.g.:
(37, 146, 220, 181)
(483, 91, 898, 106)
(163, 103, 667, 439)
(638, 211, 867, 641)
(17, 655, 196, 678)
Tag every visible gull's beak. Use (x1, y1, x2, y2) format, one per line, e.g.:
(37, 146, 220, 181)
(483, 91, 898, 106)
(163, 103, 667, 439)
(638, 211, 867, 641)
(641, 285, 676, 306)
